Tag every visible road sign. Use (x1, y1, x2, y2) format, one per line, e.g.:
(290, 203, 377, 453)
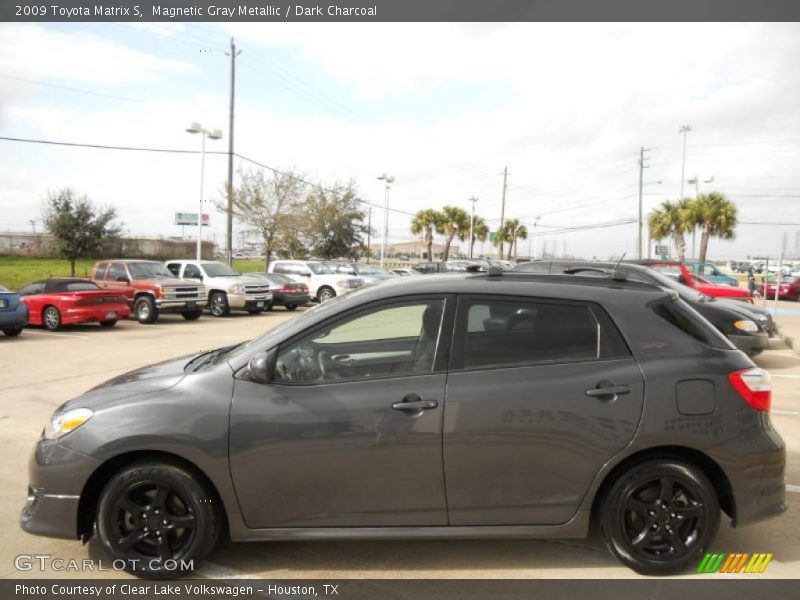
(175, 213, 210, 226)
(489, 231, 496, 243)
(655, 244, 669, 258)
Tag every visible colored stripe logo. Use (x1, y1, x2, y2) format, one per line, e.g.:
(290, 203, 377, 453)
(697, 553, 773, 574)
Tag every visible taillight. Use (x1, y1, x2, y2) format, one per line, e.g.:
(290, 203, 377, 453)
(728, 367, 771, 411)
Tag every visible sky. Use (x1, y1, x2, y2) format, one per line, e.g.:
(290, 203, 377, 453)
(1, 22, 800, 261)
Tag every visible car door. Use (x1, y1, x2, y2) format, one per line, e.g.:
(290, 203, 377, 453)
(229, 295, 455, 528)
(443, 294, 645, 526)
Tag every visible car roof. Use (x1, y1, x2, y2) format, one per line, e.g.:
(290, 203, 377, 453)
(100, 259, 161, 264)
(626, 259, 683, 266)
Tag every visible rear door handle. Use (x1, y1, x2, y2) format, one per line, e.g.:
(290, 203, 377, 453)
(586, 385, 631, 397)
(391, 395, 438, 411)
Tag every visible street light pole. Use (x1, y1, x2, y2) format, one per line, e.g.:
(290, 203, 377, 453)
(186, 123, 223, 261)
(531, 216, 540, 260)
(377, 173, 395, 268)
(468, 196, 478, 259)
(678, 125, 691, 200)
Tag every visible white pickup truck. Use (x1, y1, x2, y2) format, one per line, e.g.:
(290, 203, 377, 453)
(165, 260, 272, 316)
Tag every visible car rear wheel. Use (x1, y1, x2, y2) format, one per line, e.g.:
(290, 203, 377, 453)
(285, 304, 297, 311)
(181, 310, 203, 321)
(209, 292, 230, 317)
(43, 306, 62, 331)
(3, 326, 23, 337)
(599, 459, 719, 575)
(247, 308, 263, 315)
(317, 287, 335, 303)
(134, 296, 158, 324)
(99, 320, 117, 328)
(96, 462, 219, 579)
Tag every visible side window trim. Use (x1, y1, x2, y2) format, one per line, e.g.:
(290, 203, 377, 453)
(270, 294, 455, 386)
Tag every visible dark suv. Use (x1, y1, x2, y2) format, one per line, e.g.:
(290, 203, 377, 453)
(21, 271, 785, 577)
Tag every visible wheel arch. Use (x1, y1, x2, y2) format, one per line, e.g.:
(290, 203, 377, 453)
(590, 445, 735, 524)
(76, 450, 229, 542)
(133, 291, 155, 302)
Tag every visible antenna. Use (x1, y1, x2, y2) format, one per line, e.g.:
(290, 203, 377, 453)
(610, 252, 628, 281)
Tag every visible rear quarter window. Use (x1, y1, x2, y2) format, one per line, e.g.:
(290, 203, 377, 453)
(651, 298, 734, 350)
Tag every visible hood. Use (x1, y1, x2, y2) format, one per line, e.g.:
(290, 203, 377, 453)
(139, 276, 198, 287)
(66, 352, 203, 411)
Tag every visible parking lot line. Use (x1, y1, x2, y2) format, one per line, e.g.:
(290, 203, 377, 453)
(787, 485, 800, 494)
(23, 330, 88, 339)
(771, 374, 800, 379)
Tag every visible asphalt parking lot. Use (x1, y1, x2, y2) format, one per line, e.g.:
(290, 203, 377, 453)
(1, 306, 798, 580)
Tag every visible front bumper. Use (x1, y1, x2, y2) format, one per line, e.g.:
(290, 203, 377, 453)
(20, 440, 101, 540)
(0, 303, 29, 328)
(227, 293, 273, 310)
(729, 332, 769, 356)
(154, 298, 208, 312)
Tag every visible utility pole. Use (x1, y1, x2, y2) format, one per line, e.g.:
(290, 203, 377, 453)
(468, 196, 478, 259)
(678, 125, 691, 200)
(366, 207, 372, 264)
(28, 219, 36, 234)
(225, 38, 241, 267)
(498, 166, 508, 259)
(637, 146, 650, 259)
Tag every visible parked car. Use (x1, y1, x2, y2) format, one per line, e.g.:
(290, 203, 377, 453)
(761, 274, 800, 301)
(17, 278, 130, 331)
(325, 261, 397, 283)
(391, 268, 423, 277)
(683, 261, 739, 286)
(630, 260, 752, 302)
(729, 261, 751, 273)
(92, 260, 207, 324)
(412, 261, 482, 274)
(243, 272, 310, 310)
(164, 260, 272, 316)
(22, 270, 785, 577)
(515, 261, 769, 356)
(0, 283, 28, 336)
(267, 260, 364, 303)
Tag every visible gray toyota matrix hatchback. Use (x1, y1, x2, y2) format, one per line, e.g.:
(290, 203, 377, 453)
(21, 270, 786, 577)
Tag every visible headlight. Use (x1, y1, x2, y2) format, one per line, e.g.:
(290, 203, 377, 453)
(734, 320, 759, 333)
(335, 280, 350, 288)
(230, 284, 245, 295)
(44, 408, 93, 440)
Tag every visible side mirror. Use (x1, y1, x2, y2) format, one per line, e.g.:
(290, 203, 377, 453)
(116, 276, 131, 283)
(248, 349, 276, 384)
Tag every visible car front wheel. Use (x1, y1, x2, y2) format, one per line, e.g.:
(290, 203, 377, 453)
(134, 296, 158, 324)
(209, 292, 230, 317)
(317, 287, 335, 303)
(95, 462, 220, 579)
(181, 310, 203, 321)
(599, 459, 720, 575)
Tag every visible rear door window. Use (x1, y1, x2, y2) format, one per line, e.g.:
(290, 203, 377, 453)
(454, 297, 628, 370)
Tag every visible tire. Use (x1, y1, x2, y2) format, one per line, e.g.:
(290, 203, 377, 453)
(99, 320, 117, 328)
(95, 462, 220, 579)
(317, 287, 336, 303)
(181, 310, 203, 321)
(43, 306, 62, 331)
(285, 304, 297, 311)
(599, 459, 720, 575)
(208, 292, 230, 317)
(134, 296, 158, 324)
(266, 303, 275, 312)
(3, 326, 23, 337)
(247, 308, 263, 315)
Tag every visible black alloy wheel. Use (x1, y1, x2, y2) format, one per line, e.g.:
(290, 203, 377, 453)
(600, 459, 719, 574)
(96, 462, 219, 579)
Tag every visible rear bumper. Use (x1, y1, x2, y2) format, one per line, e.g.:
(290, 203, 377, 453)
(709, 421, 786, 527)
(0, 304, 29, 328)
(272, 292, 310, 306)
(729, 332, 769, 356)
(61, 304, 131, 324)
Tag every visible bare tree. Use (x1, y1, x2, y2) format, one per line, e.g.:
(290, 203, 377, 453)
(222, 168, 306, 269)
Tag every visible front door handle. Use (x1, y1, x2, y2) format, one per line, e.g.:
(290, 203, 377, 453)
(586, 384, 631, 397)
(391, 394, 438, 412)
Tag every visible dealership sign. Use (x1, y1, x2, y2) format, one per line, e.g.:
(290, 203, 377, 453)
(175, 213, 210, 226)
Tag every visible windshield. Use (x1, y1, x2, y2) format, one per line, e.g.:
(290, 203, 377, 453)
(308, 262, 334, 275)
(203, 262, 239, 277)
(128, 262, 172, 278)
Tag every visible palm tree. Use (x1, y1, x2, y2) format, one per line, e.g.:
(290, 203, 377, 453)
(648, 199, 693, 261)
(688, 192, 738, 262)
(410, 208, 444, 261)
(439, 205, 470, 261)
(470, 216, 488, 258)
(503, 218, 528, 260)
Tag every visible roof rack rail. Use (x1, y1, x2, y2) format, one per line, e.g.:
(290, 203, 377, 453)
(562, 267, 628, 282)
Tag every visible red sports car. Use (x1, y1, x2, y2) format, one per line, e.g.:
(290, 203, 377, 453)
(761, 274, 800, 301)
(18, 278, 131, 330)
